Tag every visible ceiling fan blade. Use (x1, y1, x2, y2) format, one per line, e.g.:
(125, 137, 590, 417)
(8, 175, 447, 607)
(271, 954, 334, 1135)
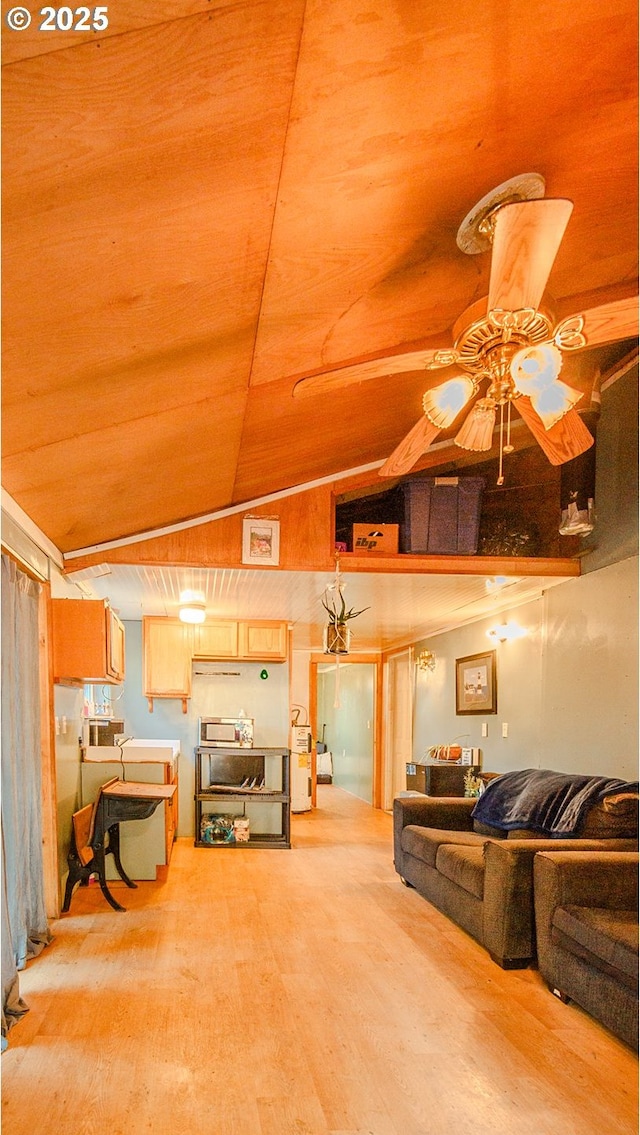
(488, 198, 573, 313)
(378, 416, 442, 478)
(579, 295, 639, 348)
(292, 349, 439, 399)
(515, 397, 594, 465)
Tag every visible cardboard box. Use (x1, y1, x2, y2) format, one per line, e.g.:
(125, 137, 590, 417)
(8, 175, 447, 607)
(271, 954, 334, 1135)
(353, 523, 399, 553)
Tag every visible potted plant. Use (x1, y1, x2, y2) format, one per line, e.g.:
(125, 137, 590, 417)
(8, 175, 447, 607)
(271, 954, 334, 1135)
(321, 592, 368, 655)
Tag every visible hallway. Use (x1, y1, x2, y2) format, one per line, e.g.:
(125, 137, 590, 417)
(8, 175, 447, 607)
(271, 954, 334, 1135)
(2, 787, 637, 1135)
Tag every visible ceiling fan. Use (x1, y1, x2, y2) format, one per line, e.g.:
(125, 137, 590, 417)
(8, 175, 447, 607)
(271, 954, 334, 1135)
(292, 174, 638, 483)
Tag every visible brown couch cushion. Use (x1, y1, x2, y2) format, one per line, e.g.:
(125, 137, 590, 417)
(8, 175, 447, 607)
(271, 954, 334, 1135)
(579, 796, 639, 839)
(436, 844, 485, 899)
(551, 905, 639, 992)
(473, 819, 507, 838)
(401, 826, 487, 869)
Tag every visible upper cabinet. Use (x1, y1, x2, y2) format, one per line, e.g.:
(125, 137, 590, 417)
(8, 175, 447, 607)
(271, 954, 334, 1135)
(142, 616, 288, 709)
(238, 620, 288, 661)
(52, 599, 125, 684)
(193, 620, 238, 659)
(143, 617, 192, 701)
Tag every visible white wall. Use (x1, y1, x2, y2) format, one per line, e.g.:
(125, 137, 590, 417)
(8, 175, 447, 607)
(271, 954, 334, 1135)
(540, 557, 638, 774)
(412, 555, 638, 781)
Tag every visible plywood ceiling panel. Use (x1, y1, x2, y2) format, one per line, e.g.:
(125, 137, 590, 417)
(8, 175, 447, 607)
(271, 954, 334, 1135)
(250, 0, 638, 385)
(4, 390, 249, 550)
(2, 0, 637, 551)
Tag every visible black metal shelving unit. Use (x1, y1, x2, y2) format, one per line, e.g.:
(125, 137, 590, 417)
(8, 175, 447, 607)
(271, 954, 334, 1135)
(194, 746, 290, 849)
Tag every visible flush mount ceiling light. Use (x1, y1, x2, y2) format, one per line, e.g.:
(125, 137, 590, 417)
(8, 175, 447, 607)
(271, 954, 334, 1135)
(179, 590, 206, 624)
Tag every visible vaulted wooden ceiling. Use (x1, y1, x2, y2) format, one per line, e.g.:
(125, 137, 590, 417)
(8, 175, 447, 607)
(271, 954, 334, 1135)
(2, 0, 638, 554)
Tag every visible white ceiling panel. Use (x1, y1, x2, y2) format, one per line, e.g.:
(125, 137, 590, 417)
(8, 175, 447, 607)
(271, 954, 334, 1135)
(69, 562, 571, 652)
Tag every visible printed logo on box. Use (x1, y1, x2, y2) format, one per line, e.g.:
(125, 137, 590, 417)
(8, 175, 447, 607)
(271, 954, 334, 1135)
(356, 530, 384, 550)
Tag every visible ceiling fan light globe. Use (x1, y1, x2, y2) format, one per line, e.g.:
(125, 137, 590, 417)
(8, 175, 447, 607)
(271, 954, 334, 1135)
(422, 376, 475, 428)
(510, 342, 562, 395)
(454, 397, 496, 451)
(530, 379, 583, 430)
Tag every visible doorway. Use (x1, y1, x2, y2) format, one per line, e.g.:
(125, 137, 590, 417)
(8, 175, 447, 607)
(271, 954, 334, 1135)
(316, 662, 375, 803)
(309, 654, 383, 808)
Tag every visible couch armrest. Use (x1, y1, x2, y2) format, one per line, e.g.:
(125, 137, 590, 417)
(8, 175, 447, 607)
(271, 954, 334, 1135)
(533, 851, 639, 993)
(482, 838, 638, 967)
(393, 795, 475, 876)
(534, 850, 639, 913)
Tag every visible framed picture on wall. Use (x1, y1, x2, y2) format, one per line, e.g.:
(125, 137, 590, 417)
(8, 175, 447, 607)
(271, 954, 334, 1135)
(242, 516, 280, 566)
(455, 650, 497, 715)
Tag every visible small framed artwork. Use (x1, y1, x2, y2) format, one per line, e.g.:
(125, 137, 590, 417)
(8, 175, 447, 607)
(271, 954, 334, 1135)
(242, 517, 280, 566)
(455, 650, 497, 715)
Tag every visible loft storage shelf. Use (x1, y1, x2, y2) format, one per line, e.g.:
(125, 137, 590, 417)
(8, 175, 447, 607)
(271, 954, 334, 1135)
(335, 450, 583, 566)
(194, 747, 290, 849)
(338, 553, 581, 577)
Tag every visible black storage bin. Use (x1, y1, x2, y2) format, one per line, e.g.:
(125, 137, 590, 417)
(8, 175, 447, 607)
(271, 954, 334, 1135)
(401, 476, 484, 554)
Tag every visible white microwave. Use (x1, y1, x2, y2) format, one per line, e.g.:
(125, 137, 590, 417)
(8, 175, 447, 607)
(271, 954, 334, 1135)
(198, 717, 254, 748)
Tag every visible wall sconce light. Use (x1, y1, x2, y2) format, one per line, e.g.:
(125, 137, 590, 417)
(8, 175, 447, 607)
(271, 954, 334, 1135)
(487, 620, 527, 644)
(417, 650, 437, 672)
(179, 590, 207, 624)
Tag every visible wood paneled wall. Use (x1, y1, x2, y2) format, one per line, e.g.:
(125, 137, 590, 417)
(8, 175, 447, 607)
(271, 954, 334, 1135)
(67, 482, 336, 573)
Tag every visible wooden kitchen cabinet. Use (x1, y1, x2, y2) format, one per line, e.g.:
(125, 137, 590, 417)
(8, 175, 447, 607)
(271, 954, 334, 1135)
(193, 618, 288, 661)
(165, 763, 179, 862)
(52, 598, 125, 684)
(238, 619, 288, 661)
(143, 616, 288, 708)
(193, 620, 238, 659)
(143, 617, 192, 702)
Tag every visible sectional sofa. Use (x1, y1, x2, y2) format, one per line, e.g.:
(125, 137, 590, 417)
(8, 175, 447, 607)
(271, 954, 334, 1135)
(393, 769, 638, 969)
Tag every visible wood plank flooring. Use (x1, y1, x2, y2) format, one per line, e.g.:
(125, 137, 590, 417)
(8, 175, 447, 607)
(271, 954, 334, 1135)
(2, 786, 638, 1135)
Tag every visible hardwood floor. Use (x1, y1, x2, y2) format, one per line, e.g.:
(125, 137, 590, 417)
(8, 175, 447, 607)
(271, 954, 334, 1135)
(2, 786, 638, 1135)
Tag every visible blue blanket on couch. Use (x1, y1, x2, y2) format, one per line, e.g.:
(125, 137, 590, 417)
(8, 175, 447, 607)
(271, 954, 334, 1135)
(471, 768, 639, 836)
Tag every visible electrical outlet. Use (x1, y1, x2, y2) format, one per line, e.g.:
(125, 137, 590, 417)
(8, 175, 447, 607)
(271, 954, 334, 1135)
(481, 722, 488, 738)
(502, 722, 509, 738)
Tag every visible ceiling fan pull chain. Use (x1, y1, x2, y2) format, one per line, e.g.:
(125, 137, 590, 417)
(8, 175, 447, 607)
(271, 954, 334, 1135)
(504, 400, 514, 455)
(497, 403, 506, 485)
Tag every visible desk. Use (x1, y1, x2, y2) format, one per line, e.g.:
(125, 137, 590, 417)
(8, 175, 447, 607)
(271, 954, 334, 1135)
(81, 757, 178, 879)
(85, 781, 177, 912)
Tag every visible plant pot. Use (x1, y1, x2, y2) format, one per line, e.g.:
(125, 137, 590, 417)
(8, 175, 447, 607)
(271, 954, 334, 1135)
(323, 623, 351, 655)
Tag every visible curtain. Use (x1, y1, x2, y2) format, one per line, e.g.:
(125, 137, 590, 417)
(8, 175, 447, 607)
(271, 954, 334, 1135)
(1, 555, 51, 1042)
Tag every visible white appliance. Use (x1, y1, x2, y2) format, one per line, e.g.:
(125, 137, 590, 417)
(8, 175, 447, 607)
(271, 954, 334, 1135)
(290, 724, 312, 813)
